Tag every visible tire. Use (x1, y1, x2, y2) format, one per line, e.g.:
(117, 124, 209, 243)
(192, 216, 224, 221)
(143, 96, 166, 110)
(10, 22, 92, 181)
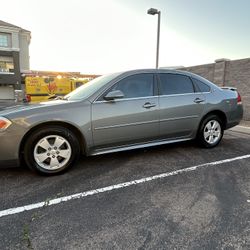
(197, 115, 224, 148)
(24, 126, 80, 175)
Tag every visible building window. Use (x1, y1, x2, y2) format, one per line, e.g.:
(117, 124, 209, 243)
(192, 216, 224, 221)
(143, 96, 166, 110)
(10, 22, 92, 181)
(0, 56, 14, 73)
(0, 33, 11, 47)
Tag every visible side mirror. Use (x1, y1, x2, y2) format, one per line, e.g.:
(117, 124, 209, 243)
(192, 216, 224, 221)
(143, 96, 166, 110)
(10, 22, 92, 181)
(104, 90, 124, 101)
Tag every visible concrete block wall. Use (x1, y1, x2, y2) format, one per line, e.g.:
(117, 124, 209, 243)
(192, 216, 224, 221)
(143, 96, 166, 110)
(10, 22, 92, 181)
(180, 63, 215, 82)
(180, 58, 250, 121)
(224, 58, 250, 120)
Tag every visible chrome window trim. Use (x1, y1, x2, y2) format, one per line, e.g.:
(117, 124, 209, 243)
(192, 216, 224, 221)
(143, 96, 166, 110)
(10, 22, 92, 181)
(94, 95, 158, 104)
(197, 91, 211, 94)
(159, 92, 206, 98)
(94, 91, 211, 104)
(194, 91, 211, 94)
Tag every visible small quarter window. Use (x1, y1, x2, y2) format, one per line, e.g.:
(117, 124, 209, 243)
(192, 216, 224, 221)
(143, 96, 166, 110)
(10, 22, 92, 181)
(192, 78, 211, 92)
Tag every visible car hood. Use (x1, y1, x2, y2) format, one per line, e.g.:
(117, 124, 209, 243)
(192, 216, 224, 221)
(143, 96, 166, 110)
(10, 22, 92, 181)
(0, 100, 74, 117)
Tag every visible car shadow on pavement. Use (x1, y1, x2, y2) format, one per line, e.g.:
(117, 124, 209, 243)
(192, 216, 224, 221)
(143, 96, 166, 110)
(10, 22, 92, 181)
(0, 133, 248, 182)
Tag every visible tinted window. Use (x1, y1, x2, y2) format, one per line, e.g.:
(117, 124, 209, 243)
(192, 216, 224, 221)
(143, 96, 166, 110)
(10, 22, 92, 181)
(158, 74, 194, 95)
(192, 78, 211, 92)
(110, 74, 154, 98)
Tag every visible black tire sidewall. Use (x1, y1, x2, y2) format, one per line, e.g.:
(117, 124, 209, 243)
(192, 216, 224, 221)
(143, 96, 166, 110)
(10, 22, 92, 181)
(24, 126, 80, 175)
(197, 115, 224, 148)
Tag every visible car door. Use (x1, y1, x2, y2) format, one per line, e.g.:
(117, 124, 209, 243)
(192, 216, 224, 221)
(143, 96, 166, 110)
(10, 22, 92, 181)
(157, 73, 205, 139)
(91, 73, 159, 149)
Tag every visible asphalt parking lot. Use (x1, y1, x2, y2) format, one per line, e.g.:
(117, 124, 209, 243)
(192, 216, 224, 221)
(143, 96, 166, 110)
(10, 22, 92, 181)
(0, 129, 250, 250)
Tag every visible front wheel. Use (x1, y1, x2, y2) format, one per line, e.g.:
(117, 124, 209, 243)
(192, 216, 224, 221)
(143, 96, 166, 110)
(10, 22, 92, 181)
(197, 115, 224, 148)
(24, 126, 80, 175)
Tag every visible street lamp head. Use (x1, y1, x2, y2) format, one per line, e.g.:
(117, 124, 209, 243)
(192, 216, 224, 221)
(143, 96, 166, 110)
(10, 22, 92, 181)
(147, 8, 159, 15)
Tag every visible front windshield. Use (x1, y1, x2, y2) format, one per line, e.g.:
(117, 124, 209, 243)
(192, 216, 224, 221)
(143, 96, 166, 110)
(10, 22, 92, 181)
(65, 73, 120, 101)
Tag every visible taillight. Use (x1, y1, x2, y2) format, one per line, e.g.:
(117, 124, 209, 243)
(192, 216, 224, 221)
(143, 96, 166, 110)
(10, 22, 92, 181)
(237, 92, 242, 104)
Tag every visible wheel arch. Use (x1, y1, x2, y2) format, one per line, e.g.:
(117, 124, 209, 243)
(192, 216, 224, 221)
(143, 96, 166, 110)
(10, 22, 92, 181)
(19, 121, 87, 160)
(199, 110, 227, 130)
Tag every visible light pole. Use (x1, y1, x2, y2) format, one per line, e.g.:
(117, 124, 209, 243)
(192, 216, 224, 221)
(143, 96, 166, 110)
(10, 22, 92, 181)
(147, 8, 161, 69)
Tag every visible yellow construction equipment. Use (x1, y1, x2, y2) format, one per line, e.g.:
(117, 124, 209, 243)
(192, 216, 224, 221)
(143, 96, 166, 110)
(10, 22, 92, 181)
(25, 76, 89, 102)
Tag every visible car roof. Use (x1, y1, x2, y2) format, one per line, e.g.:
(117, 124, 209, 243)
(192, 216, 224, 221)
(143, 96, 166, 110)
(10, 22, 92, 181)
(117, 68, 198, 78)
(115, 68, 219, 89)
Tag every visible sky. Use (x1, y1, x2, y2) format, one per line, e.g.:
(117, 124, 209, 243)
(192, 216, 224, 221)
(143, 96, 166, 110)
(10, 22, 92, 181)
(1, 0, 250, 74)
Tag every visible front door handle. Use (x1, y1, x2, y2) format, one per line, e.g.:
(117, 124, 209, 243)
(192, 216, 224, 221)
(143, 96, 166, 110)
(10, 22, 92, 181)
(143, 102, 156, 109)
(194, 98, 205, 104)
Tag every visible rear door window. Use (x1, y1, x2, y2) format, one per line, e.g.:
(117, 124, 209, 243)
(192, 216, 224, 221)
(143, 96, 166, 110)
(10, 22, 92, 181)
(158, 74, 195, 95)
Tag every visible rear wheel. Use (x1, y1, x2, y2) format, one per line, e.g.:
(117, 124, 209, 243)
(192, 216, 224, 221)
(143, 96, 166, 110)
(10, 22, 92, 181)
(197, 115, 224, 148)
(24, 126, 80, 175)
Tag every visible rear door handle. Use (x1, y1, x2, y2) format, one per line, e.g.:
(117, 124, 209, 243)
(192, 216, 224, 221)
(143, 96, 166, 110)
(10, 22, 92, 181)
(194, 98, 205, 104)
(143, 102, 156, 109)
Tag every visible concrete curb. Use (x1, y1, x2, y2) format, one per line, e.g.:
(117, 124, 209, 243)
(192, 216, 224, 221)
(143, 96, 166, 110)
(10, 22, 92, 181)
(229, 125, 250, 135)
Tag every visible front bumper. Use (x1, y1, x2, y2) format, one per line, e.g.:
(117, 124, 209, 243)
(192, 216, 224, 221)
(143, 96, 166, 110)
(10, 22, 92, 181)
(0, 128, 24, 166)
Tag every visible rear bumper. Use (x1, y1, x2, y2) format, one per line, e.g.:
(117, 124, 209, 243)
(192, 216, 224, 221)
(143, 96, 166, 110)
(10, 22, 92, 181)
(225, 104, 243, 130)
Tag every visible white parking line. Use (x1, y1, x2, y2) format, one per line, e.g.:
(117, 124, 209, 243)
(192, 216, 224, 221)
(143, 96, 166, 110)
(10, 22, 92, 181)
(0, 154, 250, 219)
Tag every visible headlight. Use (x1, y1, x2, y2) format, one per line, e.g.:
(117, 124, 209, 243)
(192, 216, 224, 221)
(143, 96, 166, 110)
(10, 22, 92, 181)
(0, 117, 12, 131)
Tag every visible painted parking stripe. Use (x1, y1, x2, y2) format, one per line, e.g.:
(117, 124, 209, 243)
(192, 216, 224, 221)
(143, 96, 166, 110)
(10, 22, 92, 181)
(1, 154, 250, 219)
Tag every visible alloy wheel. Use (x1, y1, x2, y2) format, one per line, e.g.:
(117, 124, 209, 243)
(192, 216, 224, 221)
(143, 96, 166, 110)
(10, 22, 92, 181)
(203, 120, 221, 145)
(34, 135, 72, 170)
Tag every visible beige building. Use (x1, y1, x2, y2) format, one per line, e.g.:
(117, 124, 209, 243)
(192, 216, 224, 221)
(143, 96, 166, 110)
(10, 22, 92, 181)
(0, 20, 31, 100)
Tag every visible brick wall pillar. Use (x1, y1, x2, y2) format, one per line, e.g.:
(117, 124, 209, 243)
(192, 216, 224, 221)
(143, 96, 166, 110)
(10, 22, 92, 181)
(213, 58, 230, 86)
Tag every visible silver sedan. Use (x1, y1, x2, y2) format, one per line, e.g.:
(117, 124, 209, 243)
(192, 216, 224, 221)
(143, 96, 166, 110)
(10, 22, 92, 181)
(0, 69, 243, 175)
